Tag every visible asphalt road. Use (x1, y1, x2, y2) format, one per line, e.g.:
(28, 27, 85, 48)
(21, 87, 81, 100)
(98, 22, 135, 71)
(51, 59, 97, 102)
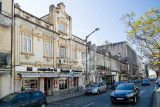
(48, 81, 157, 107)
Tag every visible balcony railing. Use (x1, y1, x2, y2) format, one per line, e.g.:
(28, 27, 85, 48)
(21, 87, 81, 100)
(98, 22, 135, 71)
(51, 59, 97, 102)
(0, 10, 12, 27)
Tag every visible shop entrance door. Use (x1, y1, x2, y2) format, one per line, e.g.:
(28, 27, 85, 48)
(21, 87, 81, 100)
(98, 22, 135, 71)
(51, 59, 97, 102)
(74, 78, 78, 91)
(44, 78, 51, 96)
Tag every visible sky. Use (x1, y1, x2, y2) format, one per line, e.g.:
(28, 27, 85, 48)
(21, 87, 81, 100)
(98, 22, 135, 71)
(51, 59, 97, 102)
(14, 0, 159, 75)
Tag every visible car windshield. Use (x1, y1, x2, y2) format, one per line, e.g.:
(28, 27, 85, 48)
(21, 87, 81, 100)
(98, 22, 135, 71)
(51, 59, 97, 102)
(115, 82, 120, 85)
(143, 79, 148, 82)
(116, 84, 134, 90)
(89, 83, 98, 87)
(0, 93, 18, 103)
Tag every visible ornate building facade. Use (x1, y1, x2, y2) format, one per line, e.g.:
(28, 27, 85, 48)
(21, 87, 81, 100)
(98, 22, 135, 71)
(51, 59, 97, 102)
(12, 2, 86, 96)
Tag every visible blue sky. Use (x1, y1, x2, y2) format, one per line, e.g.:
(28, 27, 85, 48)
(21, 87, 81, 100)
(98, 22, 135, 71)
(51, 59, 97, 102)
(15, 0, 159, 74)
(14, 0, 160, 46)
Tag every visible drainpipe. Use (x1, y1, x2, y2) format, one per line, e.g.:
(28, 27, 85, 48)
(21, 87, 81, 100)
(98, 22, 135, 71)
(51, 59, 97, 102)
(11, 0, 15, 92)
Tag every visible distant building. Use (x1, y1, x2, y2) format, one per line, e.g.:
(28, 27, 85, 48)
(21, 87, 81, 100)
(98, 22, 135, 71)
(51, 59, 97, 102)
(98, 41, 138, 80)
(89, 44, 127, 85)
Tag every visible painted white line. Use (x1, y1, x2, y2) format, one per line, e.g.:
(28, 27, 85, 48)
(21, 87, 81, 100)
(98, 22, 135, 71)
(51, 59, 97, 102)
(140, 89, 145, 93)
(83, 102, 95, 107)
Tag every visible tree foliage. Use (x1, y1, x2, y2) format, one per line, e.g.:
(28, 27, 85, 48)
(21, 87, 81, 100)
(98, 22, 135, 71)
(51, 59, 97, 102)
(122, 8, 160, 77)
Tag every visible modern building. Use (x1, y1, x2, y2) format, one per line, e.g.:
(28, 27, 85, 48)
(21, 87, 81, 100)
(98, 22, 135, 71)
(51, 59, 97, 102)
(98, 41, 138, 80)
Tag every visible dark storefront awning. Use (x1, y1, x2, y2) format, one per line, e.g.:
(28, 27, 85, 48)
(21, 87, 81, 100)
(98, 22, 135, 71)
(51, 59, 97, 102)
(106, 74, 116, 76)
(0, 69, 10, 73)
(59, 74, 83, 77)
(19, 73, 59, 78)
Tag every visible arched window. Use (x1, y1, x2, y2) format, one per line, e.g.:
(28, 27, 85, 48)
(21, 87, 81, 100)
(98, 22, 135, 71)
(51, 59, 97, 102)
(60, 45, 66, 58)
(59, 22, 66, 33)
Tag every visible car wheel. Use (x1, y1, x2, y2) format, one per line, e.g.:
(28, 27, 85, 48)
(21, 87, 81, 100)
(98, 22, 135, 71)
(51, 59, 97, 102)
(111, 100, 115, 104)
(97, 90, 100, 95)
(133, 96, 137, 104)
(40, 103, 47, 107)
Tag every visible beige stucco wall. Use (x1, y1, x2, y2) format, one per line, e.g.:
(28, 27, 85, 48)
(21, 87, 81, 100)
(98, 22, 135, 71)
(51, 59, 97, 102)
(0, 73, 11, 98)
(2, 0, 12, 15)
(39, 78, 44, 93)
(14, 16, 57, 67)
(0, 26, 11, 53)
(14, 79, 22, 92)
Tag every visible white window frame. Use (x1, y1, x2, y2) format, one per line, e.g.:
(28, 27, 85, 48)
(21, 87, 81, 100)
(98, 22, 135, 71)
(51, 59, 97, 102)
(23, 33, 32, 53)
(45, 40, 51, 57)
(73, 49, 77, 60)
(60, 45, 66, 58)
(59, 22, 67, 33)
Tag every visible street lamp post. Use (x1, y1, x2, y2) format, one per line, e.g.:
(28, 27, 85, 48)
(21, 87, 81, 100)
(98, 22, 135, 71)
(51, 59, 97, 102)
(85, 28, 99, 85)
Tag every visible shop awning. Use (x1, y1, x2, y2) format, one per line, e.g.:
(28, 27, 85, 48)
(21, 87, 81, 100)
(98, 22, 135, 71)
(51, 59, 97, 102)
(106, 74, 116, 76)
(59, 74, 83, 77)
(0, 69, 10, 73)
(19, 73, 59, 78)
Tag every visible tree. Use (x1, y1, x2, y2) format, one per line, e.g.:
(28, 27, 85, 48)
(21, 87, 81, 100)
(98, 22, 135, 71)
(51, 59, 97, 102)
(102, 40, 112, 45)
(122, 8, 160, 77)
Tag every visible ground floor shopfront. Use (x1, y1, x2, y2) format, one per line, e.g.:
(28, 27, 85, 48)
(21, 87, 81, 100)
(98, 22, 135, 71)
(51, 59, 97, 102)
(14, 72, 85, 96)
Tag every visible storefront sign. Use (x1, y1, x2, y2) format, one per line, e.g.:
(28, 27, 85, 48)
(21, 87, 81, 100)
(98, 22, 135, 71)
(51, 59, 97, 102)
(70, 70, 74, 77)
(37, 68, 54, 71)
(54, 80, 57, 88)
(27, 67, 32, 71)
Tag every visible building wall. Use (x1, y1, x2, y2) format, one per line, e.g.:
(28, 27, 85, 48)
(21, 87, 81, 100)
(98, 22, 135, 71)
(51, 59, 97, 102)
(0, 0, 12, 53)
(2, 0, 12, 15)
(99, 41, 138, 78)
(0, 73, 11, 98)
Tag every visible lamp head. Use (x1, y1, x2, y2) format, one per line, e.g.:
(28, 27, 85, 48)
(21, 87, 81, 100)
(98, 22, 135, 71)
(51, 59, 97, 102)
(95, 28, 99, 31)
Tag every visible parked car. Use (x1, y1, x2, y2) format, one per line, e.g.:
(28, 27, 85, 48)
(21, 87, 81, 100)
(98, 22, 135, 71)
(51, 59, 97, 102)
(150, 78, 155, 81)
(141, 79, 150, 86)
(121, 81, 128, 84)
(85, 82, 106, 95)
(110, 83, 140, 104)
(156, 78, 160, 84)
(111, 82, 120, 90)
(157, 81, 160, 87)
(0, 91, 47, 107)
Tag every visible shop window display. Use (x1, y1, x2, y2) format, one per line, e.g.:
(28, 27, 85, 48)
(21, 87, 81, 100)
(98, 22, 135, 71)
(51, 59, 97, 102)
(59, 78, 68, 90)
(22, 78, 38, 91)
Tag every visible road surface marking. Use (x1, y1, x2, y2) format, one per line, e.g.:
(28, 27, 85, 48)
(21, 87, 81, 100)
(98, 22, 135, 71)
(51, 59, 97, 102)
(83, 102, 95, 107)
(140, 89, 145, 93)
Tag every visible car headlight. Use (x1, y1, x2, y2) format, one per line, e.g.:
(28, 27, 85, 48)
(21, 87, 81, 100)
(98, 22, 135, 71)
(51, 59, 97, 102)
(92, 88, 97, 92)
(126, 93, 134, 98)
(110, 92, 115, 97)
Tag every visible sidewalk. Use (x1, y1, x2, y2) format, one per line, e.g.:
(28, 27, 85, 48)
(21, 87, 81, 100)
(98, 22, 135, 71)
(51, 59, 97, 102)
(46, 90, 85, 104)
(152, 88, 160, 107)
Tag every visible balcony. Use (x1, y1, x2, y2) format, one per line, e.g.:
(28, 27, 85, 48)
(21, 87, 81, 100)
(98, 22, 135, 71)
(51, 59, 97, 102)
(57, 57, 73, 69)
(0, 11, 12, 27)
(96, 65, 109, 70)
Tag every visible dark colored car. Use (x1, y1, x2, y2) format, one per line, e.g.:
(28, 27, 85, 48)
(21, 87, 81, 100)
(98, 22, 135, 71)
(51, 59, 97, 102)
(150, 78, 154, 81)
(121, 81, 128, 84)
(111, 82, 120, 90)
(110, 83, 140, 104)
(141, 79, 150, 86)
(156, 78, 160, 84)
(0, 91, 47, 107)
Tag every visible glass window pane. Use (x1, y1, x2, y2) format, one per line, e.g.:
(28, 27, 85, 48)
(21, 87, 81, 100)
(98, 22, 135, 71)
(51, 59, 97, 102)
(28, 40, 31, 53)
(23, 38, 27, 52)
